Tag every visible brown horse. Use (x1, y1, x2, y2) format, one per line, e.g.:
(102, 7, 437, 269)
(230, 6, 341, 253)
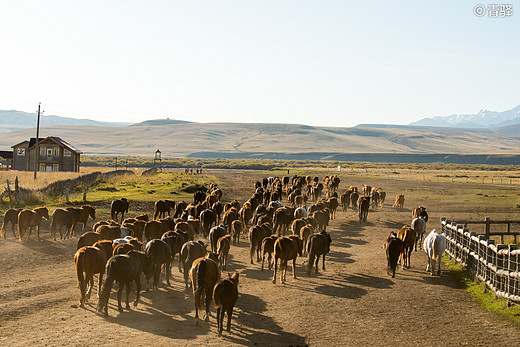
(67, 205, 96, 235)
(248, 223, 272, 264)
(230, 220, 243, 246)
(213, 272, 239, 337)
(74, 240, 112, 307)
(272, 235, 303, 284)
(397, 226, 416, 269)
(384, 232, 403, 278)
(216, 235, 231, 270)
(261, 235, 278, 271)
(110, 198, 129, 223)
(96, 225, 121, 241)
(392, 194, 405, 210)
(77, 231, 102, 249)
(50, 208, 75, 240)
(306, 230, 332, 275)
(153, 199, 176, 220)
(180, 240, 207, 290)
(358, 196, 370, 223)
(96, 250, 153, 317)
(18, 207, 49, 242)
(1, 208, 22, 239)
(113, 243, 134, 256)
(145, 239, 173, 290)
(190, 253, 220, 325)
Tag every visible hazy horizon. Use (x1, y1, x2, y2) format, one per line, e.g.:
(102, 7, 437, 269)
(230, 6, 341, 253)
(1, 1, 518, 127)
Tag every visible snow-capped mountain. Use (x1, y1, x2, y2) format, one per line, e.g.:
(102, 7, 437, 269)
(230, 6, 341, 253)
(410, 105, 520, 128)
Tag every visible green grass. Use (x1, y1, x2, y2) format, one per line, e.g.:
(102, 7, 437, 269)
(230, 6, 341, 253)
(444, 256, 520, 325)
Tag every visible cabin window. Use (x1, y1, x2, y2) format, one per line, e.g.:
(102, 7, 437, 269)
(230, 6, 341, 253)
(40, 147, 46, 156)
(39, 163, 46, 172)
(52, 164, 59, 172)
(64, 149, 71, 157)
(54, 148, 59, 156)
(17, 148, 25, 156)
(47, 149, 52, 157)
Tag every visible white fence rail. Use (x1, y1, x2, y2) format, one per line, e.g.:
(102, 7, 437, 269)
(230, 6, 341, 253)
(441, 218, 520, 305)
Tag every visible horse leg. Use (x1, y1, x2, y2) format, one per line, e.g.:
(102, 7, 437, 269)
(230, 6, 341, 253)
(166, 261, 171, 285)
(153, 264, 160, 290)
(272, 258, 278, 284)
(86, 273, 94, 300)
(204, 288, 211, 322)
(194, 292, 201, 325)
(426, 256, 431, 272)
(226, 306, 233, 333)
(117, 281, 124, 312)
(261, 252, 266, 271)
(293, 258, 297, 279)
(216, 306, 221, 336)
(322, 254, 326, 271)
(125, 281, 131, 310)
(97, 272, 104, 298)
(315, 255, 319, 273)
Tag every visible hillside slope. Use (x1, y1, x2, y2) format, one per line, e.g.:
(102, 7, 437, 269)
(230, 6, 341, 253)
(1, 121, 519, 158)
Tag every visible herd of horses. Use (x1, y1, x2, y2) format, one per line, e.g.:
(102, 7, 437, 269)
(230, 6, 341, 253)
(0, 173, 447, 337)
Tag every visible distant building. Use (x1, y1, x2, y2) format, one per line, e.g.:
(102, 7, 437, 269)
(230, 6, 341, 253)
(0, 150, 13, 170)
(12, 136, 82, 172)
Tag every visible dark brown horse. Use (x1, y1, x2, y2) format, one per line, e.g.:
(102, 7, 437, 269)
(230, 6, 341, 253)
(272, 235, 303, 284)
(261, 235, 278, 271)
(145, 239, 172, 290)
(67, 205, 96, 235)
(248, 223, 272, 264)
(110, 198, 129, 223)
(306, 230, 332, 275)
(190, 252, 220, 324)
(153, 199, 176, 220)
(50, 208, 75, 240)
(213, 272, 239, 337)
(1, 208, 22, 239)
(74, 240, 112, 307)
(358, 196, 370, 223)
(96, 250, 152, 317)
(384, 232, 403, 278)
(180, 240, 206, 290)
(18, 207, 49, 242)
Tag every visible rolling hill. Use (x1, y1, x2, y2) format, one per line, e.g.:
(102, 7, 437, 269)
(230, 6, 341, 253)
(1, 121, 519, 164)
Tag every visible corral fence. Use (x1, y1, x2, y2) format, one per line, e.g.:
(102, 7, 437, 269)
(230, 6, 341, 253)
(441, 217, 520, 305)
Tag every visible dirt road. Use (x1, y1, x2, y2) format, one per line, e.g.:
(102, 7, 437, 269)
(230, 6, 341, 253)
(1, 172, 519, 346)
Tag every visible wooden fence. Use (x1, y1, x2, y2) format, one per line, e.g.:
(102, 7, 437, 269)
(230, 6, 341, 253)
(441, 218, 520, 305)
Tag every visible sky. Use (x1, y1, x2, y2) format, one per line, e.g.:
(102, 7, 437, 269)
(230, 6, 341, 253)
(0, 0, 519, 127)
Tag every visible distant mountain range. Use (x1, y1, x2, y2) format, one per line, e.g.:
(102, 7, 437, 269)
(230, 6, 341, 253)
(410, 105, 520, 128)
(0, 110, 131, 133)
(1, 107, 519, 164)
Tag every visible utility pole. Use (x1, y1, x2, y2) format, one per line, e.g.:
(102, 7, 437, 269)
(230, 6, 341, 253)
(34, 103, 41, 179)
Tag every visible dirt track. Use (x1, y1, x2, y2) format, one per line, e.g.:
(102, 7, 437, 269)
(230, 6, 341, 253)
(1, 171, 519, 346)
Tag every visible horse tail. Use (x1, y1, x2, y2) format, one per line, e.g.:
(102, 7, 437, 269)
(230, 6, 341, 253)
(0, 219, 5, 238)
(75, 252, 86, 305)
(432, 236, 440, 263)
(153, 207, 159, 221)
(213, 280, 223, 309)
(110, 206, 115, 221)
(194, 260, 206, 297)
(97, 266, 115, 314)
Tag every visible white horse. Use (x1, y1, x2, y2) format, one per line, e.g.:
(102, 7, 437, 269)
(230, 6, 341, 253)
(411, 216, 426, 251)
(423, 229, 446, 275)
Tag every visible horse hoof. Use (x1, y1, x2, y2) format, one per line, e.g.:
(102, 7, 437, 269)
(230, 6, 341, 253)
(195, 319, 200, 326)
(204, 315, 209, 322)
(133, 301, 138, 307)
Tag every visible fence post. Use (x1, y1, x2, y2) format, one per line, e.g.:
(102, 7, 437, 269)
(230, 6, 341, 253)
(65, 188, 69, 203)
(485, 217, 490, 240)
(83, 187, 88, 202)
(507, 244, 517, 307)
